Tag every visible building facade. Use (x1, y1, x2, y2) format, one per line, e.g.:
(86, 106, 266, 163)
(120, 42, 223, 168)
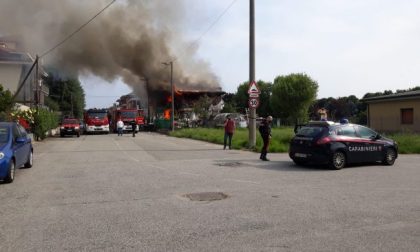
(0, 37, 48, 107)
(363, 91, 420, 133)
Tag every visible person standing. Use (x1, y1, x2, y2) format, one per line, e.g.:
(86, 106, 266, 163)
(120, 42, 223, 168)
(259, 116, 273, 161)
(117, 118, 124, 136)
(130, 120, 137, 137)
(223, 114, 235, 150)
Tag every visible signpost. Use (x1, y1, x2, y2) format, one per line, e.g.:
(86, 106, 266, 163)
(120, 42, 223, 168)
(248, 80, 260, 109)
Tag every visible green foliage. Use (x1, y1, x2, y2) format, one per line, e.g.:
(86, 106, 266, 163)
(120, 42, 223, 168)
(234, 82, 249, 113)
(0, 84, 14, 120)
(33, 108, 59, 140)
(271, 73, 318, 124)
(234, 80, 272, 116)
(43, 73, 86, 118)
(385, 133, 420, 154)
(170, 128, 420, 154)
(221, 93, 236, 113)
(193, 95, 212, 120)
(170, 127, 295, 152)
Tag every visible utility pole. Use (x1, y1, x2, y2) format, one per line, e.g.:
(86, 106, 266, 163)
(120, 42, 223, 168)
(35, 55, 39, 108)
(248, 0, 256, 148)
(162, 61, 175, 132)
(141, 77, 151, 124)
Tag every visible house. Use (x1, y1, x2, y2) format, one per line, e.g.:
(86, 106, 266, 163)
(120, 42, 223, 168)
(363, 90, 420, 133)
(0, 37, 48, 107)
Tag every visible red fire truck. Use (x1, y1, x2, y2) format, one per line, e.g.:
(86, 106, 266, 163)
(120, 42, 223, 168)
(109, 108, 145, 133)
(83, 108, 110, 134)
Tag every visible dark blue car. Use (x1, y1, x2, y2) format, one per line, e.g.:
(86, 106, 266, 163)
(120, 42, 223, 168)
(289, 121, 398, 169)
(0, 122, 33, 183)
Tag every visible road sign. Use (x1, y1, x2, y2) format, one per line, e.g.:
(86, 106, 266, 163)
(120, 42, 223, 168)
(249, 93, 259, 98)
(248, 81, 260, 94)
(249, 98, 259, 108)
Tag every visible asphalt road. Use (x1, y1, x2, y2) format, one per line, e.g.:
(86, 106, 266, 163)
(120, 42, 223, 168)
(1, 132, 419, 251)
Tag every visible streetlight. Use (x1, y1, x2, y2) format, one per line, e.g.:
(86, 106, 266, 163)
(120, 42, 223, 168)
(162, 61, 174, 132)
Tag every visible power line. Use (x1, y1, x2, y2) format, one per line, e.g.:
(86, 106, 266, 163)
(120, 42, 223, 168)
(174, 0, 239, 62)
(40, 0, 116, 58)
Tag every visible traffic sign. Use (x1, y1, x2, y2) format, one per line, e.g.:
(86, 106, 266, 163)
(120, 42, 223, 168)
(248, 81, 260, 94)
(249, 98, 259, 108)
(249, 93, 259, 98)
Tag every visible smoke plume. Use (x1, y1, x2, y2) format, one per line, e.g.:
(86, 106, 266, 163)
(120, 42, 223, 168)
(0, 0, 220, 100)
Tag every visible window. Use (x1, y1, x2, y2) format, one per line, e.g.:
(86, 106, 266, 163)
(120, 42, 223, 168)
(356, 126, 377, 139)
(401, 108, 413, 124)
(337, 125, 357, 137)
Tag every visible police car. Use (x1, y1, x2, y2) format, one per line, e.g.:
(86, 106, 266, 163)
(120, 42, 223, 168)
(289, 120, 398, 169)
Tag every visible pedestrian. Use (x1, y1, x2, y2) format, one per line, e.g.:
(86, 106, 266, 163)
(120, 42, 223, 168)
(117, 118, 124, 136)
(130, 120, 137, 137)
(223, 114, 235, 150)
(258, 115, 273, 161)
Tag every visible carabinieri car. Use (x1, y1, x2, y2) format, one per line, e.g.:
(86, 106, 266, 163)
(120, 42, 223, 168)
(289, 120, 398, 169)
(0, 122, 33, 183)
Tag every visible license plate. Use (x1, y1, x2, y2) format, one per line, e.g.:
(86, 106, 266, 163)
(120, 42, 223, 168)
(295, 153, 307, 158)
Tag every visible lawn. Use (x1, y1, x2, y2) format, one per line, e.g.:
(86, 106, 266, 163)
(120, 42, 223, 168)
(169, 127, 420, 154)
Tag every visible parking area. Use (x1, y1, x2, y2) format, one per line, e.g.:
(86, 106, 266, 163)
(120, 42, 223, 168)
(1, 133, 419, 251)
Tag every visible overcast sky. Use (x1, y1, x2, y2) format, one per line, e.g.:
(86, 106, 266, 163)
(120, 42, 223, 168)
(82, 0, 420, 108)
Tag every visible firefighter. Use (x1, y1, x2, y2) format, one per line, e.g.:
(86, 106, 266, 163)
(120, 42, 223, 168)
(130, 120, 137, 137)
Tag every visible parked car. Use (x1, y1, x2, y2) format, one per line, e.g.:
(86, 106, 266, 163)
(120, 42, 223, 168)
(208, 113, 248, 128)
(0, 122, 33, 183)
(60, 118, 81, 137)
(289, 120, 398, 169)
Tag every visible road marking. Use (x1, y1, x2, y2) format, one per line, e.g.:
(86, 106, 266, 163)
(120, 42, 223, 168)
(225, 178, 260, 185)
(113, 139, 140, 163)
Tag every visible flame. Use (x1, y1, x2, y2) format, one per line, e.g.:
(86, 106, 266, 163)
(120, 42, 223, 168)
(164, 109, 171, 120)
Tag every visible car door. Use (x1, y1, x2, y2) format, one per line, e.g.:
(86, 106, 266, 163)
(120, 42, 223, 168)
(12, 124, 26, 167)
(336, 125, 363, 163)
(355, 125, 383, 162)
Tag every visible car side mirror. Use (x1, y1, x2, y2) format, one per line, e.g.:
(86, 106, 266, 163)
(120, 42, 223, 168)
(15, 137, 27, 144)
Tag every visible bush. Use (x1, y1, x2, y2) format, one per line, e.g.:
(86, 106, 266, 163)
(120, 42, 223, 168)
(33, 108, 59, 140)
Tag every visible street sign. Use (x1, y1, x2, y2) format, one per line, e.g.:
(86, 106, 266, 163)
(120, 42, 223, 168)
(249, 93, 259, 98)
(249, 98, 259, 108)
(248, 81, 260, 94)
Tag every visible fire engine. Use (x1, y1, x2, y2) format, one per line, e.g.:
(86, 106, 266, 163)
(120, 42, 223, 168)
(83, 108, 110, 134)
(109, 107, 145, 132)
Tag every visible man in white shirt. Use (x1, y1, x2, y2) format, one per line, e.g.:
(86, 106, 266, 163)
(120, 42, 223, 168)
(117, 118, 124, 136)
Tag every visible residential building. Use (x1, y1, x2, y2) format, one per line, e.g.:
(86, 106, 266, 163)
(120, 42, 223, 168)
(363, 90, 420, 133)
(0, 37, 48, 107)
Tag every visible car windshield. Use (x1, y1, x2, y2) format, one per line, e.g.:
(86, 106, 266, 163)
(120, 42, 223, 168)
(296, 125, 326, 137)
(0, 126, 9, 143)
(63, 119, 79, 124)
(87, 112, 107, 119)
(121, 111, 137, 118)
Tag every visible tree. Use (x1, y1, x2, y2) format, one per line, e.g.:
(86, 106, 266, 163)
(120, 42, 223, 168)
(43, 73, 86, 118)
(234, 80, 272, 116)
(192, 95, 212, 124)
(0, 84, 14, 120)
(221, 93, 236, 113)
(270, 73, 318, 124)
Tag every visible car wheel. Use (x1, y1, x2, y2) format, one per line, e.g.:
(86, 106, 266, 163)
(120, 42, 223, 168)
(330, 151, 346, 170)
(77, 133, 80, 137)
(60, 133, 64, 137)
(24, 150, 33, 168)
(4, 160, 16, 183)
(383, 148, 396, 166)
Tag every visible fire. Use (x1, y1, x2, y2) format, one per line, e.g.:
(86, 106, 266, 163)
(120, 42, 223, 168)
(164, 109, 171, 120)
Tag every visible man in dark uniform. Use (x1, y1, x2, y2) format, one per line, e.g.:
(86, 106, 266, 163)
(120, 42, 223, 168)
(130, 120, 137, 137)
(259, 116, 273, 161)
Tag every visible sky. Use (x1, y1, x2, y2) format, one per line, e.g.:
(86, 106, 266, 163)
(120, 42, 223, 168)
(81, 0, 420, 108)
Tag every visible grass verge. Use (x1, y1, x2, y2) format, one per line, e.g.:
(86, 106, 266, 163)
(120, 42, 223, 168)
(170, 127, 420, 154)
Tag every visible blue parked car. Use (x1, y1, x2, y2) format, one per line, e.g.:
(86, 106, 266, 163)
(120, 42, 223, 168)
(0, 122, 33, 183)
